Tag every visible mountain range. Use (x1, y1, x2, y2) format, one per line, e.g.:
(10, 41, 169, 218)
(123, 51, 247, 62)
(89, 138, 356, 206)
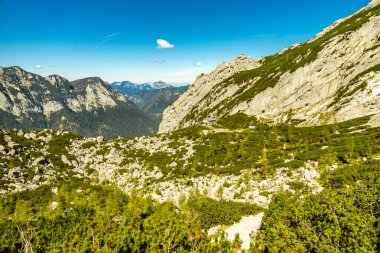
(111, 80, 188, 121)
(0, 67, 156, 138)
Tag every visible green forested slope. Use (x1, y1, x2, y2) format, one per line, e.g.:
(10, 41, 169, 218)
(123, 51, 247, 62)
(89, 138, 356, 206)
(254, 161, 380, 252)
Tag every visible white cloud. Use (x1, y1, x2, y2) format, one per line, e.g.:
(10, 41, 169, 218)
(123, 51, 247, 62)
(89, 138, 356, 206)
(34, 64, 43, 69)
(157, 39, 174, 49)
(194, 62, 203, 67)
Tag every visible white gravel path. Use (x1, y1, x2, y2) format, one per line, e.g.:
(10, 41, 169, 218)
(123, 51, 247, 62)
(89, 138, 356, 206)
(208, 212, 264, 251)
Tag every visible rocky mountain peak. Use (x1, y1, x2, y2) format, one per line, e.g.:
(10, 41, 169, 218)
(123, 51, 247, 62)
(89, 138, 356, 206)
(6, 66, 24, 72)
(45, 75, 73, 90)
(149, 81, 173, 89)
(71, 77, 115, 98)
(2, 66, 26, 78)
(213, 55, 263, 76)
(370, 0, 380, 7)
(72, 77, 105, 87)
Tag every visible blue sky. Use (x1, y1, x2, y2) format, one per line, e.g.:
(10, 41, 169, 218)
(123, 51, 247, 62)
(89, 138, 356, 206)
(0, 0, 371, 84)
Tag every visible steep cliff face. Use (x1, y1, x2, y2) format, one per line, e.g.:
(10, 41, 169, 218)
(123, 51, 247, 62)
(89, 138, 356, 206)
(0, 67, 156, 138)
(160, 1, 380, 133)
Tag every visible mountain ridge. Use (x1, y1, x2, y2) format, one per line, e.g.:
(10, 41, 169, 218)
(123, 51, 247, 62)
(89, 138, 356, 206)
(159, 0, 380, 133)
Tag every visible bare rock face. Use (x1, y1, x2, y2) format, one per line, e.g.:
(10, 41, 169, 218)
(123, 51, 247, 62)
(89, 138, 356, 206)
(160, 1, 380, 133)
(159, 55, 263, 133)
(371, 0, 380, 7)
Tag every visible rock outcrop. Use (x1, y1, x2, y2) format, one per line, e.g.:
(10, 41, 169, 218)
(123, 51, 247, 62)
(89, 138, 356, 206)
(160, 1, 380, 133)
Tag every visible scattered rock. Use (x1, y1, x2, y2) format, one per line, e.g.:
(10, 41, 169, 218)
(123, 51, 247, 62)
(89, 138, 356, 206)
(302, 169, 320, 181)
(24, 132, 37, 140)
(7, 142, 19, 149)
(8, 168, 22, 179)
(106, 148, 118, 158)
(61, 155, 72, 166)
(51, 187, 58, 195)
(96, 136, 104, 143)
(3, 135, 11, 142)
(33, 175, 41, 181)
(51, 201, 59, 211)
(33, 157, 49, 166)
(8, 149, 16, 156)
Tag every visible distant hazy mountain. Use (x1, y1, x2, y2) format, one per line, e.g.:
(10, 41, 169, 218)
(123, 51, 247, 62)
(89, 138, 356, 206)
(111, 81, 153, 93)
(148, 81, 173, 89)
(0, 66, 156, 138)
(111, 80, 188, 121)
(111, 80, 173, 93)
